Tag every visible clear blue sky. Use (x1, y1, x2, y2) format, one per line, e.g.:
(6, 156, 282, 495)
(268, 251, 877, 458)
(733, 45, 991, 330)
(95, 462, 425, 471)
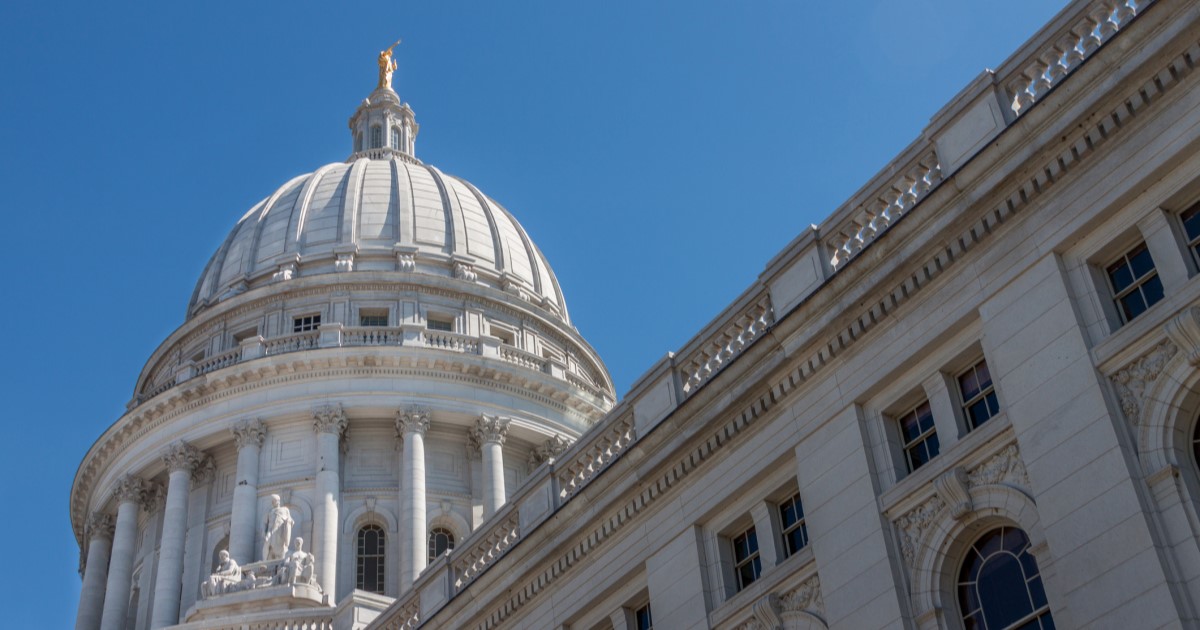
(0, 1, 1064, 625)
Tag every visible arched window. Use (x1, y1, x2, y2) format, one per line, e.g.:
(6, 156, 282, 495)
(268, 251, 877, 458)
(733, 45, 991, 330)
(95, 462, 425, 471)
(356, 525, 386, 594)
(1191, 416, 1200, 469)
(958, 527, 1052, 630)
(428, 527, 455, 563)
(391, 127, 401, 150)
(370, 126, 383, 149)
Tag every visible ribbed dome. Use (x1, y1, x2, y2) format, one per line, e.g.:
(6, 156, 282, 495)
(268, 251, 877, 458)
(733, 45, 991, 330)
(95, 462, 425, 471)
(188, 157, 570, 322)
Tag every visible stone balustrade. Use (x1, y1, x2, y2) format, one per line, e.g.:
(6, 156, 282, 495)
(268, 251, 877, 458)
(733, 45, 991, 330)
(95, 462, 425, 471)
(135, 325, 604, 406)
(168, 610, 333, 629)
(998, 0, 1147, 118)
(556, 413, 636, 501)
(451, 512, 521, 591)
(676, 291, 775, 398)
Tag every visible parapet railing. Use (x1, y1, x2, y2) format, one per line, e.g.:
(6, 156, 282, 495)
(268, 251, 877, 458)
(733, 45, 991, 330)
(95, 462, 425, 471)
(135, 324, 607, 406)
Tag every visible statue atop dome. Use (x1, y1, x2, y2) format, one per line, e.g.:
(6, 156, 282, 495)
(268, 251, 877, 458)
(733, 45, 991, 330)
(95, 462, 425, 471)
(377, 39, 401, 90)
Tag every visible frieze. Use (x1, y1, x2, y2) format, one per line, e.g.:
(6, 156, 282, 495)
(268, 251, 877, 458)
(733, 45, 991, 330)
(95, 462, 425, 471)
(780, 574, 825, 619)
(968, 443, 1031, 489)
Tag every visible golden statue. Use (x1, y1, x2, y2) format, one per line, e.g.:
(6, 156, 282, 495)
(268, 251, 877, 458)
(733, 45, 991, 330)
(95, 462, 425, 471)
(378, 39, 401, 90)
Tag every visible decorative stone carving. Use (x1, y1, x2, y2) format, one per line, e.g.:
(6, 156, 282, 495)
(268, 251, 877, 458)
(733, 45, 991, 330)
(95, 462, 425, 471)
(263, 494, 294, 562)
(472, 415, 510, 446)
(396, 252, 416, 272)
(895, 495, 945, 567)
(231, 418, 266, 449)
(934, 467, 973, 520)
(968, 443, 1031, 489)
(1110, 340, 1177, 425)
(751, 593, 783, 630)
(272, 261, 296, 282)
(527, 435, 571, 468)
(201, 550, 242, 598)
(335, 252, 355, 272)
(112, 474, 153, 507)
(276, 537, 320, 590)
(780, 574, 825, 618)
(1166, 306, 1200, 365)
(85, 511, 115, 542)
(395, 406, 431, 438)
(453, 262, 478, 282)
(312, 403, 348, 436)
(144, 483, 167, 514)
(161, 441, 210, 478)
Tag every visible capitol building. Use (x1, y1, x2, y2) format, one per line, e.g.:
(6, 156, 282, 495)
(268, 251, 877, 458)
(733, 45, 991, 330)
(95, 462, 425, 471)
(69, 0, 1200, 628)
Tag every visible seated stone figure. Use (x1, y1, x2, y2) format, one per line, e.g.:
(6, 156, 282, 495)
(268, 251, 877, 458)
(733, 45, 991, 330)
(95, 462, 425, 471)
(275, 537, 319, 589)
(201, 550, 242, 598)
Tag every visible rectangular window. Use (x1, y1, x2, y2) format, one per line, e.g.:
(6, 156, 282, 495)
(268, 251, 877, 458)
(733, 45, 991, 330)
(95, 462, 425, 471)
(634, 603, 653, 630)
(293, 314, 321, 333)
(370, 126, 382, 149)
(1181, 202, 1200, 263)
(427, 318, 453, 332)
(958, 359, 999, 430)
(899, 400, 940, 472)
(731, 526, 761, 591)
(359, 310, 388, 327)
(778, 493, 809, 558)
(391, 127, 401, 150)
(1106, 242, 1164, 323)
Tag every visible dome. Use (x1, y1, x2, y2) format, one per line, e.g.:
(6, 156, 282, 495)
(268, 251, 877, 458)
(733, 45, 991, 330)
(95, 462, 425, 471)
(188, 87, 569, 324)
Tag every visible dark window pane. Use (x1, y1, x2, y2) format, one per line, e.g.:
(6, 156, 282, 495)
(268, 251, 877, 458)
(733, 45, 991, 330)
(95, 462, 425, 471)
(969, 401, 991, 427)
(1182, 207, 1200, 239)
(1129, 245, 1155, 278)
(900, 411, 924, 442)
(925, 433, 941, 459)
(1108, 261, 1134, 292)
(985, 392, 999, 416)
(1142, 274, 1164, 308)
(959, 370, 981, 400)
(1121, 292, 1148, 320)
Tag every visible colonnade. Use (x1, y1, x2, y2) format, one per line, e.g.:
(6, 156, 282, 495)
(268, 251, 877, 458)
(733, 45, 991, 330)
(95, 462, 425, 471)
(74, 407, 516, 630)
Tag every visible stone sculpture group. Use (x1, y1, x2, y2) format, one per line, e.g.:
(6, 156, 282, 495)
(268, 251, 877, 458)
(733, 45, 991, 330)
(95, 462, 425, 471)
(201, 495, 321, 599)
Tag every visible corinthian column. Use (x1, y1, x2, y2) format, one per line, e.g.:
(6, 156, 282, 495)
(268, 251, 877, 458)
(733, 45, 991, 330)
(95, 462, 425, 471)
(100, 475, 152, 630)
(228, 419, 266, 564)
(472, 415, 510, 519)
(396, 407, 430, 591)
(312, 404, 348, 599)
(151, 441, 210, 629)
(76, 512, 115, 630)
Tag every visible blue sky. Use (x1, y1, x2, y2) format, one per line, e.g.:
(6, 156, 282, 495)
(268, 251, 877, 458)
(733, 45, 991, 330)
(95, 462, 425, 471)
(0, 1, 1063, 625)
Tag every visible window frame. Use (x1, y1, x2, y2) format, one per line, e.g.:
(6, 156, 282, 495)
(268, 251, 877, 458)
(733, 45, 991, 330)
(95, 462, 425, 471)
(729, 525, 762, 592)
(776, 492, 809, 559)
(358, 308, 389, 327)
(355, 524, 386, 595)
(634, 602, 653, 630)
(292, 313, 321, 334)
(1104, 241, 1165, 325)
(427, 527, 456, 564)
(897, 399, 940, 473)
(957, 358, 1000, 431)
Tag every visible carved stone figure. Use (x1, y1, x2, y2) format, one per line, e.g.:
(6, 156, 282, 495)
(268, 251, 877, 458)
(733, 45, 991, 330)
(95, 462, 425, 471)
(201, 550, 242, 598)
(276, 537, 319, 589)
(262, 494, 294, 561)
(377, 40, 401, 90)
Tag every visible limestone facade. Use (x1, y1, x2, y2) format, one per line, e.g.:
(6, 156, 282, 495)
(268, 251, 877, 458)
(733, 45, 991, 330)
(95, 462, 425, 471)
(71, 0, 1200, 629)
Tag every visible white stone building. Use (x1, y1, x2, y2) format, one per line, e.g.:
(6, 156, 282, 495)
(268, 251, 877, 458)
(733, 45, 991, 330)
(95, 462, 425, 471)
(71, 0, 1200, 628)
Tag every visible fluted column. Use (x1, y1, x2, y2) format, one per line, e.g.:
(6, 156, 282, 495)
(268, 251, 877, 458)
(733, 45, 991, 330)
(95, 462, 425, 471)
(228, 419, 266, 564)
(312, 404, 348, 599)
(472, 415, 510, 519)
(151, 441, 210, 629)
(100, 475, 152, 630)
(76, 512, 116, 630)
(396, 407, 430, 591)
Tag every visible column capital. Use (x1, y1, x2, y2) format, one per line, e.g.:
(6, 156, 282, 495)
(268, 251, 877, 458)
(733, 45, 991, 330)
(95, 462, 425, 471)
(313, 403, 349, 436)
(162, 441, 212, 481)
(85, 511, 116, 542)
(527, 434, 572, 469)
(472, 414, 510, 445)
(231, 417, 267, 449)
(395, 406, 431, 438)
(111, 474, 154, 508)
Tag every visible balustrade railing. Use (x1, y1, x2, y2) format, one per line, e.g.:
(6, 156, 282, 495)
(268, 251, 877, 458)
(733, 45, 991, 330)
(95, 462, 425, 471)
(452, 512, 521, 591)
(677, 291, 774, 398)
(557, 414, 636, 501)
(499, 344, 546, 371)
(375, 599, 420, 630)
(263, 330, 320, 356)
(343, 326, 402, 346)
(195, 347, 241, 376)
(999, 0, 1146, 118)
(421, 330, 479, 353)
(171, 611, 334, 630)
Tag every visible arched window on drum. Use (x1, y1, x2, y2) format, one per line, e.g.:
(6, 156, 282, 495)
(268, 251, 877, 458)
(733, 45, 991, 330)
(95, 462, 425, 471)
(958, 526, 1053, 630)
(356, 524, 385, 594)
(428, 527, 455, 564)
